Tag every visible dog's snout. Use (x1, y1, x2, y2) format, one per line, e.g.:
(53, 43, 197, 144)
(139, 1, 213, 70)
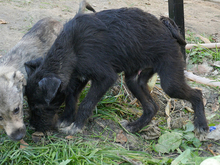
(10, 126, 26, 141)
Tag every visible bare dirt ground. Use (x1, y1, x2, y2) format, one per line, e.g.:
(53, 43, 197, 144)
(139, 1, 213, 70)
(0, 0, 220, 161)
(1, 0, 220, 55)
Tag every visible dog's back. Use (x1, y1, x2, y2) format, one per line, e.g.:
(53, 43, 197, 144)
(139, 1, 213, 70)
(1, 17, 63, 78)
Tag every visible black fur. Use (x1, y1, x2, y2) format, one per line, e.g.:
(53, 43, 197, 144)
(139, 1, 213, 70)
(25, 8, 208, 135)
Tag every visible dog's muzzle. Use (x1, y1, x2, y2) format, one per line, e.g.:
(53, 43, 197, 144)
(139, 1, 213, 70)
(9, 125, 26, 141)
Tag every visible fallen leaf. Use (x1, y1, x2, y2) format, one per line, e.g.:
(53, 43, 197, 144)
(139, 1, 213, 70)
(184, 121, 195, 132)
(130, 98, 137, 105)
(185, 106, 194, 113)
(116, 130, 127, 144)
(212, 100, 219, 112)
(165, 99, 171, 116)
(154, 132, 182, 153)
(147, 73, 158, 92)
(20, 139, 29, 149)
(0, 19, 7, 24)
(141, 124, 161, 140)
(145, 2, 151, 5)
(203, 98, 207, 106)
(171, 149, 191, 165)
(167, 116, 171, 129)
(212, 61, 220, 68)
(32, 131, 44, 143)
(194, 87, 203, 91)
(65, 135, 74, 139)
(196, 34, 211, 43)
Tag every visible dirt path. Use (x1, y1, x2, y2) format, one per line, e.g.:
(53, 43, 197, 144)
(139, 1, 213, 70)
(1, 0, 220, 55)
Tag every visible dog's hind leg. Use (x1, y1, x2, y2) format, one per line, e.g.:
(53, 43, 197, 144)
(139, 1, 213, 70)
(58, 78, 88, 128)
(59, 72, 118, 135)
(124, 69, 159, 132)
(158, 59, 209, 138)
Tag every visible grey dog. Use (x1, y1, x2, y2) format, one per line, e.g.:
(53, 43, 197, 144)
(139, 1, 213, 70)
(0, 17, 63, 141)
(0, 0, 95, 141)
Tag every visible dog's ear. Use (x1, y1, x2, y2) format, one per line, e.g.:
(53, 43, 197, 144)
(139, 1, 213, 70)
(25, 57, 43, 77)
(5, 71, 26, 89)
(38, 77, 61, 105)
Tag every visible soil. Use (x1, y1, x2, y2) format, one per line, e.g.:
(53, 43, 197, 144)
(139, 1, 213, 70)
(1, 0, 220, 55)
(0, 0, 220, 162)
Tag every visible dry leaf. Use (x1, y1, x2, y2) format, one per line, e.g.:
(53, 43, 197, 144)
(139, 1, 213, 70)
(212, 100, 219, 112)
(147, 73, 158, 92)
(130, 98, 137, 105)
(116, 130, 127, 144)
(165, 99, 171, 117)
(196, 34, 211, 43)
(20, 139, 29, 149)
(141, 121, 161, 140)
(0, 19, 7, 24)
(212, 61, 220, 68)
(185, 106, 194, 113)
(203, 98, 207, 106)
(167, 117, 171, 129)
(65, 135, 74, 139)
(32, 131, 44, 143)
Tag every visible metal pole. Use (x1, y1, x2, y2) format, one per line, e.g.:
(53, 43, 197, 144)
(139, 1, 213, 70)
(168, 0, 186, 60)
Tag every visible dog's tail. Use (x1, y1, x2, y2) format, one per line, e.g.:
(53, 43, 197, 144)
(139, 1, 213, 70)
(160, 16, 186, 46)
(78, 0, 96, 14)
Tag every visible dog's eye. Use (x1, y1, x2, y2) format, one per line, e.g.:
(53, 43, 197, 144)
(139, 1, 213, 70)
(13, 107, 20, 115)
(0, 116, 3, 120)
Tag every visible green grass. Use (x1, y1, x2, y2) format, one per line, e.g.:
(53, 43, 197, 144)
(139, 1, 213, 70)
(186, 31, 220, 64)
(0, 129, 170, 165)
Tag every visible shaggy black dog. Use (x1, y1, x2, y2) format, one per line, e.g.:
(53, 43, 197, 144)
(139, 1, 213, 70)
(25, 7, 208, 136)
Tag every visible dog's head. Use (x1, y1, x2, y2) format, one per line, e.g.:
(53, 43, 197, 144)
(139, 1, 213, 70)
(0, 69, 26, 141)
(25, 58, 65, 132)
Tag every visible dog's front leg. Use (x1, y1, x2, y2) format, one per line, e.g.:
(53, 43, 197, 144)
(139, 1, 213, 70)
(58, 78, 88, 128)
(59, 73, 118, 135)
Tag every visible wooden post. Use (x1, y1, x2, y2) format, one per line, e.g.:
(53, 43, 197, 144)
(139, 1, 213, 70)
(168, 0, 186, 60)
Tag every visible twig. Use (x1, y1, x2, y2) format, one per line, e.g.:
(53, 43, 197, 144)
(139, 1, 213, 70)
(184, 71, 220, 88)
(186, 43, 220, 50)
(207, 144, 217, 156)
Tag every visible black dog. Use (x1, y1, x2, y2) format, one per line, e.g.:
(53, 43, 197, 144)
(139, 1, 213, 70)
(25, 8, 208, 136)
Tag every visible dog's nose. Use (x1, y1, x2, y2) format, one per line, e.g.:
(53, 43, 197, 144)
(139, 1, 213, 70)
(10, 126, 26, 141)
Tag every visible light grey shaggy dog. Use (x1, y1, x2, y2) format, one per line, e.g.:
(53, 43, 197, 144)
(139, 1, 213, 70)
(0, 0, 95, 141)
(0, 17, 63, 141)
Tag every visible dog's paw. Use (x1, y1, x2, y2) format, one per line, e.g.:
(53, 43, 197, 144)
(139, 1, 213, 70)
(194, 120, 209, 141)
(57, 120, 71, 128)
(194, 127, 208, 141)
(58, 123, 82, 135)
(120, 120, 135, 132)
(57, 116, 74, 128)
